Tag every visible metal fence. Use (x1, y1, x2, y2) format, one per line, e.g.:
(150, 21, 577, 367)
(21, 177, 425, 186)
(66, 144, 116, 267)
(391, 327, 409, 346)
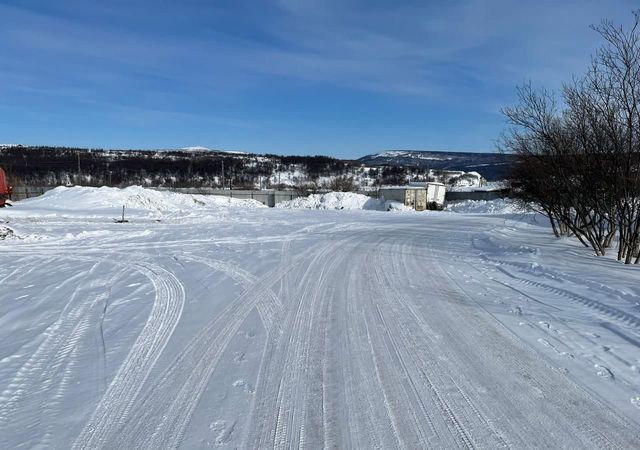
(10, 186, 55, 201)
(153, 188, 309, 207)
(8, 186, 308, 207)
(11, 186, 424, 207)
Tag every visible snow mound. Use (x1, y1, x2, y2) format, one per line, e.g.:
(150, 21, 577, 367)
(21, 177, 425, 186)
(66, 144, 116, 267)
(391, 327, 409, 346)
(446, 199, 522, 214)
(0, 226, 15, 239)
(277, 192, 384, 210)
(276, 192, 417, 212)
(18, 186, 265, 212)
(384, 200, 414, 212)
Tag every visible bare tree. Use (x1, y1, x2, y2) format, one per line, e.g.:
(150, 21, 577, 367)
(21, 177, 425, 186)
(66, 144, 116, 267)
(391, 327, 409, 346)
(328, 175, 356, 192)
(501, 11, 640, 263)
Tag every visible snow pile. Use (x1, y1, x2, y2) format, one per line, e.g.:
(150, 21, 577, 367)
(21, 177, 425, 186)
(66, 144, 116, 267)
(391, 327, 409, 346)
(17, 186, 265, 213)
(451, 171, 484, 187)
(277, 192, 384, 210)
(0, 226, 15, 239)
(384, 200, 414, 212)
(446, 199, 522, 214)
(276, 192, 419, 212)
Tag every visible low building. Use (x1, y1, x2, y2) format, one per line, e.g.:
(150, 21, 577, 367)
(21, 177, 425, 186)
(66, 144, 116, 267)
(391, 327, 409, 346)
(379, 183, 446, 211)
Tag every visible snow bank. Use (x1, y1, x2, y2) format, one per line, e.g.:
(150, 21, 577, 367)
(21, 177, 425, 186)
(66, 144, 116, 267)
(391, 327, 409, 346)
(446, 199, 522, 214)
(276, 192, 418, 212)
(276, 192, 386, 210)
(384, 200, 414, 212)
(17, 186, 265, 213)
(451, 171, 484, 187)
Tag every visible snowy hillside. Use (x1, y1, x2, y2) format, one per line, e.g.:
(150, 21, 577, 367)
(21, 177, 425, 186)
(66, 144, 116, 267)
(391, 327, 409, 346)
(1, 146, 512, 190)
(180, 146, 212, 152)
(359, 150, 515, 180)
(180, 147, 248, 155)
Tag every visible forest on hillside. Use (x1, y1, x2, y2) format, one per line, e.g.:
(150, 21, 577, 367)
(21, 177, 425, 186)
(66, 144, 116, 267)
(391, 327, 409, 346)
(0, 146, 351, 189)
(0, 146, 472, 190)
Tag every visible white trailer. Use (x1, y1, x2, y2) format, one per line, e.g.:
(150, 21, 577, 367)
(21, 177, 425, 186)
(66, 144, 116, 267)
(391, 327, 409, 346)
(379, 184, 445, 211)
(426, 182, 446, 209)
(378, 183, 445, 211)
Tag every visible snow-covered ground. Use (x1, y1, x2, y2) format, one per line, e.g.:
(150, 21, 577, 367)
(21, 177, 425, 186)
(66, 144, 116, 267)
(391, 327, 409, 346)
(0, 187, 639, 448)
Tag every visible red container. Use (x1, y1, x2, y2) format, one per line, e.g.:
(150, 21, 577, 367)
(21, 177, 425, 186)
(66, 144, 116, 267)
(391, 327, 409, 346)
(0, 168, 11, 207)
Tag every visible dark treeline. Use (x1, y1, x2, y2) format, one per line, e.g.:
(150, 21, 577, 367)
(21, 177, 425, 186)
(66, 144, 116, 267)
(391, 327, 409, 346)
(0, 146, 449, 190)
(0, 146, 350, 189)
(264, 154, 347, 178)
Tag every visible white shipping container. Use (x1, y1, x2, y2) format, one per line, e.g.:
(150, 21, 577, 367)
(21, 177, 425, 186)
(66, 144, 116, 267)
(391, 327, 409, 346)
(378, 184, 445, 211)
(426, 182, 446, 209)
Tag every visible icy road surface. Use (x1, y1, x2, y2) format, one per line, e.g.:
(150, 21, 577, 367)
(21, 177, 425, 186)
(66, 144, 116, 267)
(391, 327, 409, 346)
(1, 196, 639, 448)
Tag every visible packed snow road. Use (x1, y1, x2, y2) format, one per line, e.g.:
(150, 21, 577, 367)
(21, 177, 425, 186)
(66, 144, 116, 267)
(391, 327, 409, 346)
(0, 188, 639, 448)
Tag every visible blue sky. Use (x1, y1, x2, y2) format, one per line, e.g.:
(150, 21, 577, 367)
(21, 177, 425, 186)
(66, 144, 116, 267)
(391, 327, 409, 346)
(0, 0, 636, 158)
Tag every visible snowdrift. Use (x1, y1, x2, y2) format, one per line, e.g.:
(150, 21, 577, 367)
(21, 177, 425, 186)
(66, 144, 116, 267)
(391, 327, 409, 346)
(446, 199, 522, 214)
(16, 186, 265, 213)
(276, 192, 398, 211)
(277, 192, 380, 210)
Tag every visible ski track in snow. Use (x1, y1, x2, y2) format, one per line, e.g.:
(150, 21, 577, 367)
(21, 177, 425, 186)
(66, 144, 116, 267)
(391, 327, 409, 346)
(1, 201, 640, 449)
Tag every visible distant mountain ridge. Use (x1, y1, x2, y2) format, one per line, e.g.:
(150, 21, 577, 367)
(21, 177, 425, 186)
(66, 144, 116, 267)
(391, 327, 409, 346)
(358, 150, 515, 180)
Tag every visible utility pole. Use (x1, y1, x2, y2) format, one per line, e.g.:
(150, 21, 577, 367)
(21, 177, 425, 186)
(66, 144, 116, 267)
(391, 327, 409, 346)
(221, 159, 225, 189)
(77, 152, 81, 185)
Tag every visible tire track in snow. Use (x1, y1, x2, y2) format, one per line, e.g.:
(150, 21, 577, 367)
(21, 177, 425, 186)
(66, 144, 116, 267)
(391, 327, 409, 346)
(0, 256, 57, 286)
(110, 241, 311, 450)
(243, 236, 353, 449)
(427, 237, 639, 448)
(271, 241, 348, 450)
(0, 264, 27, 286)
(72, 260, 185, 450)
(338, 270, 384, 448)
(345, 240, 421, 449)
(367, 243, 473, 449)
(484, 255, 640, 308)
(180, 252, 284, 334)
(38, 270, 120, 448)
(0, 262, 103, 424)
(0, 262, 127, 448)
(392, 241, 506, 447)
(494, 265, 640, 330)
